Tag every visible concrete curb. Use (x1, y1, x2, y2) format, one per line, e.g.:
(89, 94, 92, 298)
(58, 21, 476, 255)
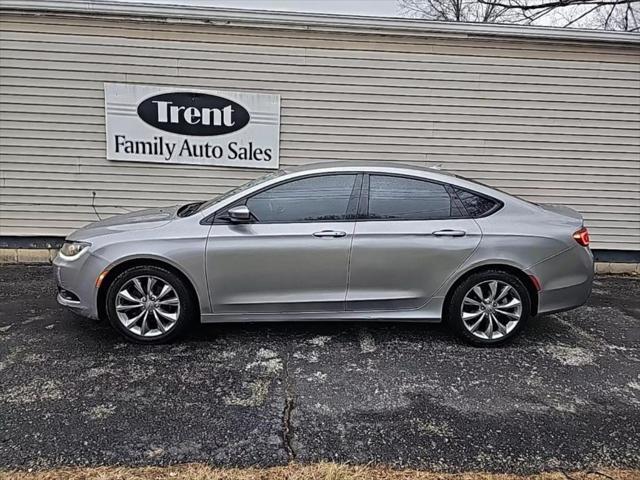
(1, 247, 639, 274)
(594, 262, 640, 275)
(1, 248, 59, 265)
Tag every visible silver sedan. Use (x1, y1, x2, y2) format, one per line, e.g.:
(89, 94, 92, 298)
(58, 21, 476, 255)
(54, 162, 594, 346)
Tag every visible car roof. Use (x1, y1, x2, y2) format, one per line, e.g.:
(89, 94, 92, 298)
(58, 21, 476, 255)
(281, 161, 457, 177)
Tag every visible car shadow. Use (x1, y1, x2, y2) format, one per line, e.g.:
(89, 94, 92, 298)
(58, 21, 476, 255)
(66, 305, 582, 351)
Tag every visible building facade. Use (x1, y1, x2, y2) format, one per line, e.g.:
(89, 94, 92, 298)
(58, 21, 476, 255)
(1, 0, 639, 257)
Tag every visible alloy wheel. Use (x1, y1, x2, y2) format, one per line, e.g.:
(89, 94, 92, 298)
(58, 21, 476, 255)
(115, 275, 180, 338)
(460, 280, 522, 340)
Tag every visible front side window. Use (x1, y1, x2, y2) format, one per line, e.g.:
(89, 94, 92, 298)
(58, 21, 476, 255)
(245, 174, 358, 223)
(367, 175, 462, 220)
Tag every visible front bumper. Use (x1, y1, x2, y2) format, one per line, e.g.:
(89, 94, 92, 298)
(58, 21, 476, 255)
(56, 291, 85, 310)
(527, 245, 594, 315)
(53, 251, 109, 320)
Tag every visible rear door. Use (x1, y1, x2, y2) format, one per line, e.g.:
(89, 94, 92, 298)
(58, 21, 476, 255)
(206, 173, 361, 314)
(346, 174, 481, 311)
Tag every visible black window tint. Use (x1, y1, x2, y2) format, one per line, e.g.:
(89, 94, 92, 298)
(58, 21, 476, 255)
(246, 174, 357, 223)
(454, 187, 498, 217)
(368, 175, 460, 220)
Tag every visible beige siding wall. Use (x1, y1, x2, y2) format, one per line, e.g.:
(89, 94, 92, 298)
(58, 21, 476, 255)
(0, 13, 639, 250)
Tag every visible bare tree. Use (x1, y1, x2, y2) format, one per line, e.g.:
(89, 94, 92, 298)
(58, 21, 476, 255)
(399, 0, 640, 30)
(481, 0, 640, 30)
(595, 1, 640, 30)
(399, 0, 521, 22)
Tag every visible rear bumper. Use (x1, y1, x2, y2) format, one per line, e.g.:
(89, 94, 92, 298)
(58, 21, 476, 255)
(537, 278, 592, 315)
(527, 245, 594, 315)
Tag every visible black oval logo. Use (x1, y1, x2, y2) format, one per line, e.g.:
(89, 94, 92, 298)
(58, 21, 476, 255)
(137, 92, 250, 136)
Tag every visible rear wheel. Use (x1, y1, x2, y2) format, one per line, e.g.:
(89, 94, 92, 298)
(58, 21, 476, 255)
(105, 265, 196, 344)
(447, 270, 531, 346)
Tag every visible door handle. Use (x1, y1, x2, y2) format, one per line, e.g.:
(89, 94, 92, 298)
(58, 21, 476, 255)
(432, 229, 466, 237)
(313, 230, 347, 238)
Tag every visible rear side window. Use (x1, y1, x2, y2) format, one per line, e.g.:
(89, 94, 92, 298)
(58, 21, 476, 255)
(367, 175, 463, 220)
(246, 174, 358, 223)
(454, 187, 499, 217)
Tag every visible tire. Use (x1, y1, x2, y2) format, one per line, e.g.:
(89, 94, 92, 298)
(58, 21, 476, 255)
(446, 269, 531, 347)
(105, 265, 197, 344)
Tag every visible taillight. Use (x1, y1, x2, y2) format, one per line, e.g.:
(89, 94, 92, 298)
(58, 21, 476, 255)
(573, 227, 590, 246)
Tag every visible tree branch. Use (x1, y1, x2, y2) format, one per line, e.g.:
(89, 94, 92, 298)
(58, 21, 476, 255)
(564, 3, 602, 25)
(477, 0, 639, 11)
(604, 2, 617, 26)
(398, 0, 639, 29)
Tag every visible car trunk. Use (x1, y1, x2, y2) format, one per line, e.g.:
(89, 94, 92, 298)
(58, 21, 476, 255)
(536, 203, 584, 226)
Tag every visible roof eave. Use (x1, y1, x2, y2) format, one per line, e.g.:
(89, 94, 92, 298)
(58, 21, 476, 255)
(1, 0, 639, 45)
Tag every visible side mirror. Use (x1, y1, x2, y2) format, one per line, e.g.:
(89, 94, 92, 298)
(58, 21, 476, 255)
(227, 205, 251, 222)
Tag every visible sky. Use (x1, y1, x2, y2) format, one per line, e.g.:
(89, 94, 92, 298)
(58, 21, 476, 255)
(114, 0, 401, 17)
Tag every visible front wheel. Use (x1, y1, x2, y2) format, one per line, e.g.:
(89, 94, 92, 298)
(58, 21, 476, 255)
(105, 265, 196, 344)
(447, 270, 531, 346)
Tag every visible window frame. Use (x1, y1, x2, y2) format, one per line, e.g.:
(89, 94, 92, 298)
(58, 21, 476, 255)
(209, 172, 364, 225)
(358, 173, 501, 222)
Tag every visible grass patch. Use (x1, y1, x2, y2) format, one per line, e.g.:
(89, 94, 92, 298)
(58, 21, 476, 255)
(0, 464, 637, 480)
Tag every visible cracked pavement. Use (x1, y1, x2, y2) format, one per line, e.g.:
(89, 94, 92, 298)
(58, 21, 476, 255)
(0, 265, 639, 472)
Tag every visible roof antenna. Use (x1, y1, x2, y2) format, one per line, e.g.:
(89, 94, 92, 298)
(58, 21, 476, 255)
(430, 163, 443, 170)
(91, 191, 103, 220)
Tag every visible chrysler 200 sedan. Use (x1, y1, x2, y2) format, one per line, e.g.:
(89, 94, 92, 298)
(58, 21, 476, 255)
(54, 162, 594, 346)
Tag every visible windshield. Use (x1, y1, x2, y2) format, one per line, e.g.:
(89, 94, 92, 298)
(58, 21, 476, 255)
(195, 170, 286, 213)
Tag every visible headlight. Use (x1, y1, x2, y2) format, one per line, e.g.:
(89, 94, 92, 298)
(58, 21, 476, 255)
(59, 241, 91, 260)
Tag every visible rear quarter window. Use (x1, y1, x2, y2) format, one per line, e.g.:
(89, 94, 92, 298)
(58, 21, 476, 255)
(454, 187, 500, 217)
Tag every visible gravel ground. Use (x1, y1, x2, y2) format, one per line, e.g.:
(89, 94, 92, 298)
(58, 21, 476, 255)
(0, 265, 638, 472)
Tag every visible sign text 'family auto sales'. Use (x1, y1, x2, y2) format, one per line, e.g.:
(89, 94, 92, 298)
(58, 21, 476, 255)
(105, 83, 280, 169)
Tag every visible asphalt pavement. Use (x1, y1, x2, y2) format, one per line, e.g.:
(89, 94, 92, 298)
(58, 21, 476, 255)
(0, 265, 638, 472)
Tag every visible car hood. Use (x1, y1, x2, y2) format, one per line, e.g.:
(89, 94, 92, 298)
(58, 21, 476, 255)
(67, 206, 178, 240)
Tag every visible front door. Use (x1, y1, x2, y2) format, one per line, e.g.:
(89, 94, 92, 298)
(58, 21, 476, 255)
(347, 174, 481, 311)
(206, 173, 361, 314)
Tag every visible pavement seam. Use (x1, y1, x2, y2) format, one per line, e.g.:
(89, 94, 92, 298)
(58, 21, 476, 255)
(586, 471, 618, 480)
(281, 353, 296, 462)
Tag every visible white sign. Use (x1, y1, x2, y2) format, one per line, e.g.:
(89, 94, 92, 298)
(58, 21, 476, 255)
(104, 83, 280, 169)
